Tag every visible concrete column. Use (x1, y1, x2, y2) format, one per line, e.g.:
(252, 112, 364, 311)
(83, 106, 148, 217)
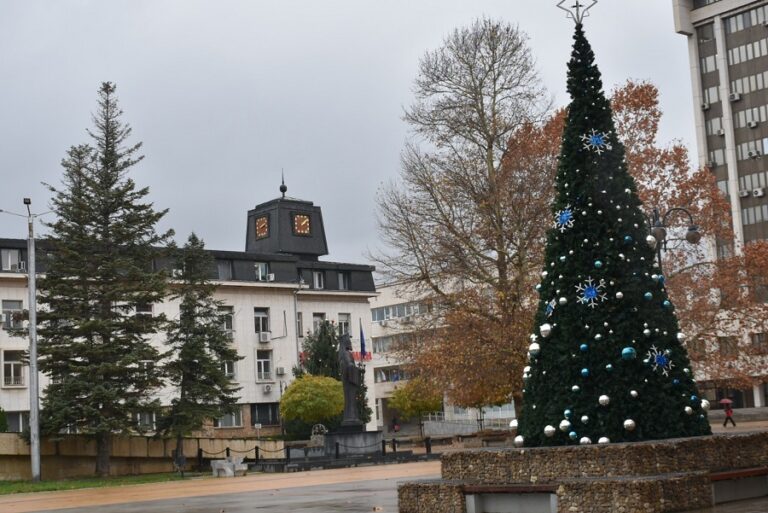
(753, 383, 765, 407)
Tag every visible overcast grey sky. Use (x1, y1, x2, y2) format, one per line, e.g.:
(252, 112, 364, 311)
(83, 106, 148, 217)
(0, 1, 694, 265)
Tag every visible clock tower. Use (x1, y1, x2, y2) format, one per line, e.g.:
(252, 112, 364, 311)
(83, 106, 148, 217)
(245, 182, 329, 259)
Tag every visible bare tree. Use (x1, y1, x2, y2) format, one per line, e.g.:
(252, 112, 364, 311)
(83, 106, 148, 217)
(372, 19, 552, 411)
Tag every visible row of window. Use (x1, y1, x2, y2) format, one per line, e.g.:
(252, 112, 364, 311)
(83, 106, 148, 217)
(709, 148, 725, 166)
(727, 37, 768, 66)
(706, 116, 723, 136)
(2, 300, 23, 330)
(133, 402, 282, 431)
(731, 69, 768, 96)
(724, 4, 768, 35)
(738, 170, 768, 191)
(734, 104, 768, 128)
(736, 137, 768, 160)
(742, 204, 768, 226)
(370, 302, 424, 323)
(375, 366, 409, 383)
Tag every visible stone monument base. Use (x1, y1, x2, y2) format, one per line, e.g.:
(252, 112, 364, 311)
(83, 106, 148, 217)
(324, 429, 383, 457)
(398, 431, 768, 513)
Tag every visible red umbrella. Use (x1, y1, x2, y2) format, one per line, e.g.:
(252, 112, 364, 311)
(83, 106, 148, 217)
(719, 398, 733, 405)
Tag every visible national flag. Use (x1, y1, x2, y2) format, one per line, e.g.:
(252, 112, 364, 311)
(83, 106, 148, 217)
(359, 318, 367, 360)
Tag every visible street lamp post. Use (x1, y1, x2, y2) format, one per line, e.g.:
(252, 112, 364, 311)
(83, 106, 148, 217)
(647, 207, 702, 274)
(1, 199, 45, 482)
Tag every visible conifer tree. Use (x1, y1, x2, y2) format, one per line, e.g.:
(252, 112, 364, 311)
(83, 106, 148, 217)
(38, 83, 172, 476)
(518, 25, 711, 446)
(158, 234, 241, 464)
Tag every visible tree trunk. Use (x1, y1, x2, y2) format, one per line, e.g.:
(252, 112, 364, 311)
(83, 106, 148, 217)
(95, 432, 111, 477)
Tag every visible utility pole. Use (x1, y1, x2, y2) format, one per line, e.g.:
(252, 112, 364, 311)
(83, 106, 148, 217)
(24, 198, 41, 482)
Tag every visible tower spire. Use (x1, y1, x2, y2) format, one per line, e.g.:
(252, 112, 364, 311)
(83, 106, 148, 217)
(280, 170, 287, 198)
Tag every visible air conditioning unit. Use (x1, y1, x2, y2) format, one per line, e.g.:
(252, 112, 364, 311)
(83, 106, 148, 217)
(739, 189, 751, 198)
(716, 129, 725, 136)
(10, 262, 26, 272)
(748, 120, 759, 129)
(754, 187, 766, 197)
(259, 332, 271, 343)
(380, 320, 388, 327)
(263, 384, 272, 393)
(748, 150, 762, 158)
(266, 273, 276, 282)
(708, 160, 718, 168)
(729, 92, 742, 102)
(701, 102, 710, 111)
(276, 367, 285, 376)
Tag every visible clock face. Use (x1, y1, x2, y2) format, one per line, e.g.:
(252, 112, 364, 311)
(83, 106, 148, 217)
(255, 216, 269, 239)
(293, 214, 311, 236)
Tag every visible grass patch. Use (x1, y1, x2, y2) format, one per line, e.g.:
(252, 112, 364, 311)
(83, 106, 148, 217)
(0, 472, 208, 495)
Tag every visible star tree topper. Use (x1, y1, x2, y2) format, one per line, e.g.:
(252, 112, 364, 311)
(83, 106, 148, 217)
(556, 0, 598, 25)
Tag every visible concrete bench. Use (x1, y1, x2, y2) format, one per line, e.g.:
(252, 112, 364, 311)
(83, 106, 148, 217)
(710, 466, 768, 504)
(463, 484, 559, 513)
(211, 456, 248, 477)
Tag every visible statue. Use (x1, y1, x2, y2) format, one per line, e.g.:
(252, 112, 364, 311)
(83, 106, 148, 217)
(338, 333, 362, 427)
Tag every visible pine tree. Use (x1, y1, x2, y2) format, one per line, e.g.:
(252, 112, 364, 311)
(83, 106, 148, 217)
(158, 234, 241, 465)
(38, 83, 173, 476)
(518, 26, 711, 446)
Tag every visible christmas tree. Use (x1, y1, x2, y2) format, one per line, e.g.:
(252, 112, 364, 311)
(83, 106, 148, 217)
(517, 23, 711, 446)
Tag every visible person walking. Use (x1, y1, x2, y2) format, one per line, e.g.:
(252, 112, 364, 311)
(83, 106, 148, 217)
(723, 403, 736, 427)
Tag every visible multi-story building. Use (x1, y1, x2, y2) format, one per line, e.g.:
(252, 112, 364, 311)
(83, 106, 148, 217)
(674, 0, 768, 408)
(0, 187, 377, 436)
(368, 284, 515, 435)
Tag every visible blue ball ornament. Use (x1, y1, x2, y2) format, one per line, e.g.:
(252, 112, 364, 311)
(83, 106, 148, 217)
(594, 260, 603, 269)
(581, 368, 590, 378)
(579, 343, 589, 352)
(569, 431, 578, 440)
(623, 235, 633, 244)
(621, 347, 637, 360)
(535, 284, 542, 292)
(663, 300, 672, 309)
(564, 409, 573, 419)
(644, 292, 653, 300)
(605, 363, 613, 372)
(673, 379, 680, 385)
(690, 395, 698, 402)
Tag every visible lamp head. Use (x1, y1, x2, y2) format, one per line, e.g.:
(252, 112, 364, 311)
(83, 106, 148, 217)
(23, 198, 31, 205)
(686, 225, 702, 244)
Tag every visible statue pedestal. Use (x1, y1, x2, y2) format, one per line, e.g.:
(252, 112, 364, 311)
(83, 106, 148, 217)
(324, 429, 383, 457)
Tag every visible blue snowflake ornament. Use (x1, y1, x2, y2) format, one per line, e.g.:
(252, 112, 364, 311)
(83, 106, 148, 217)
(575, 277, 608, 308)
(546, 299, 557, 318)
(554, 206, 575, 233)
(581, 129, 613, 155)
(647, 345, 674, 376)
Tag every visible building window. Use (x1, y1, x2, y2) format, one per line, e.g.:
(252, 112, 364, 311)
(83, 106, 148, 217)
(312, 313, 325, 333)
(256, 350, 272, 381)
(2, 300, 23, 330)
(252, 403, 280, 426)
(718, 336, 738, 358)
(217, 260, 232, 281)
(375, 367, 407, 383)
(751, 333, 768, 354)
(134, 412, 156, 431)
(5, 411, 28, 433)
(222, 360, 236, 378)
(338, 313, 351, 336)
(135, 303, 153, 318)
(219, 306, 234, 335)
(214, 409, 243, 428)
(338, 272, 350, 290)
(3, 351, 24, 387)
(296, 312, 304, 338)
(254, 262, 269, 281)
(0, 249, 23, 271)
(313, 271, 325, 289)
(254, 308, 269, 333)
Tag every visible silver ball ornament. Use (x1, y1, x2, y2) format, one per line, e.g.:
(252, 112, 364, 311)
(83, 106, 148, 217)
(528, 342, 541, 357)
(509, 419, 518, 430)
(623, 419, 636, 431)
(579, 437, 592, 445)
(580, 415, 589, 424)
(514, 435, 524, 447)
(685, 406, 694, 415)
(701, 399, 711, 411)
(559, 297, 568, 305)
(677, 332, 686, 342)
(615, 291, 624, 299)
(540, 323, 552, 338)
(630, 390, 639, 398)
(646, 235, 657, 248)
(559, 419, 571, 432)
(598, 437, 610, 444)
(599, 395, 610, 406)
(544, 425, 556, 437)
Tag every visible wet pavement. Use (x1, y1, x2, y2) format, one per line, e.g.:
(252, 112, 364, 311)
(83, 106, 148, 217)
(41, 478, 405, 513)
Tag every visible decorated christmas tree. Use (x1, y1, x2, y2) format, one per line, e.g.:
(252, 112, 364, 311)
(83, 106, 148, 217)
(517, 21, 712, 446)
